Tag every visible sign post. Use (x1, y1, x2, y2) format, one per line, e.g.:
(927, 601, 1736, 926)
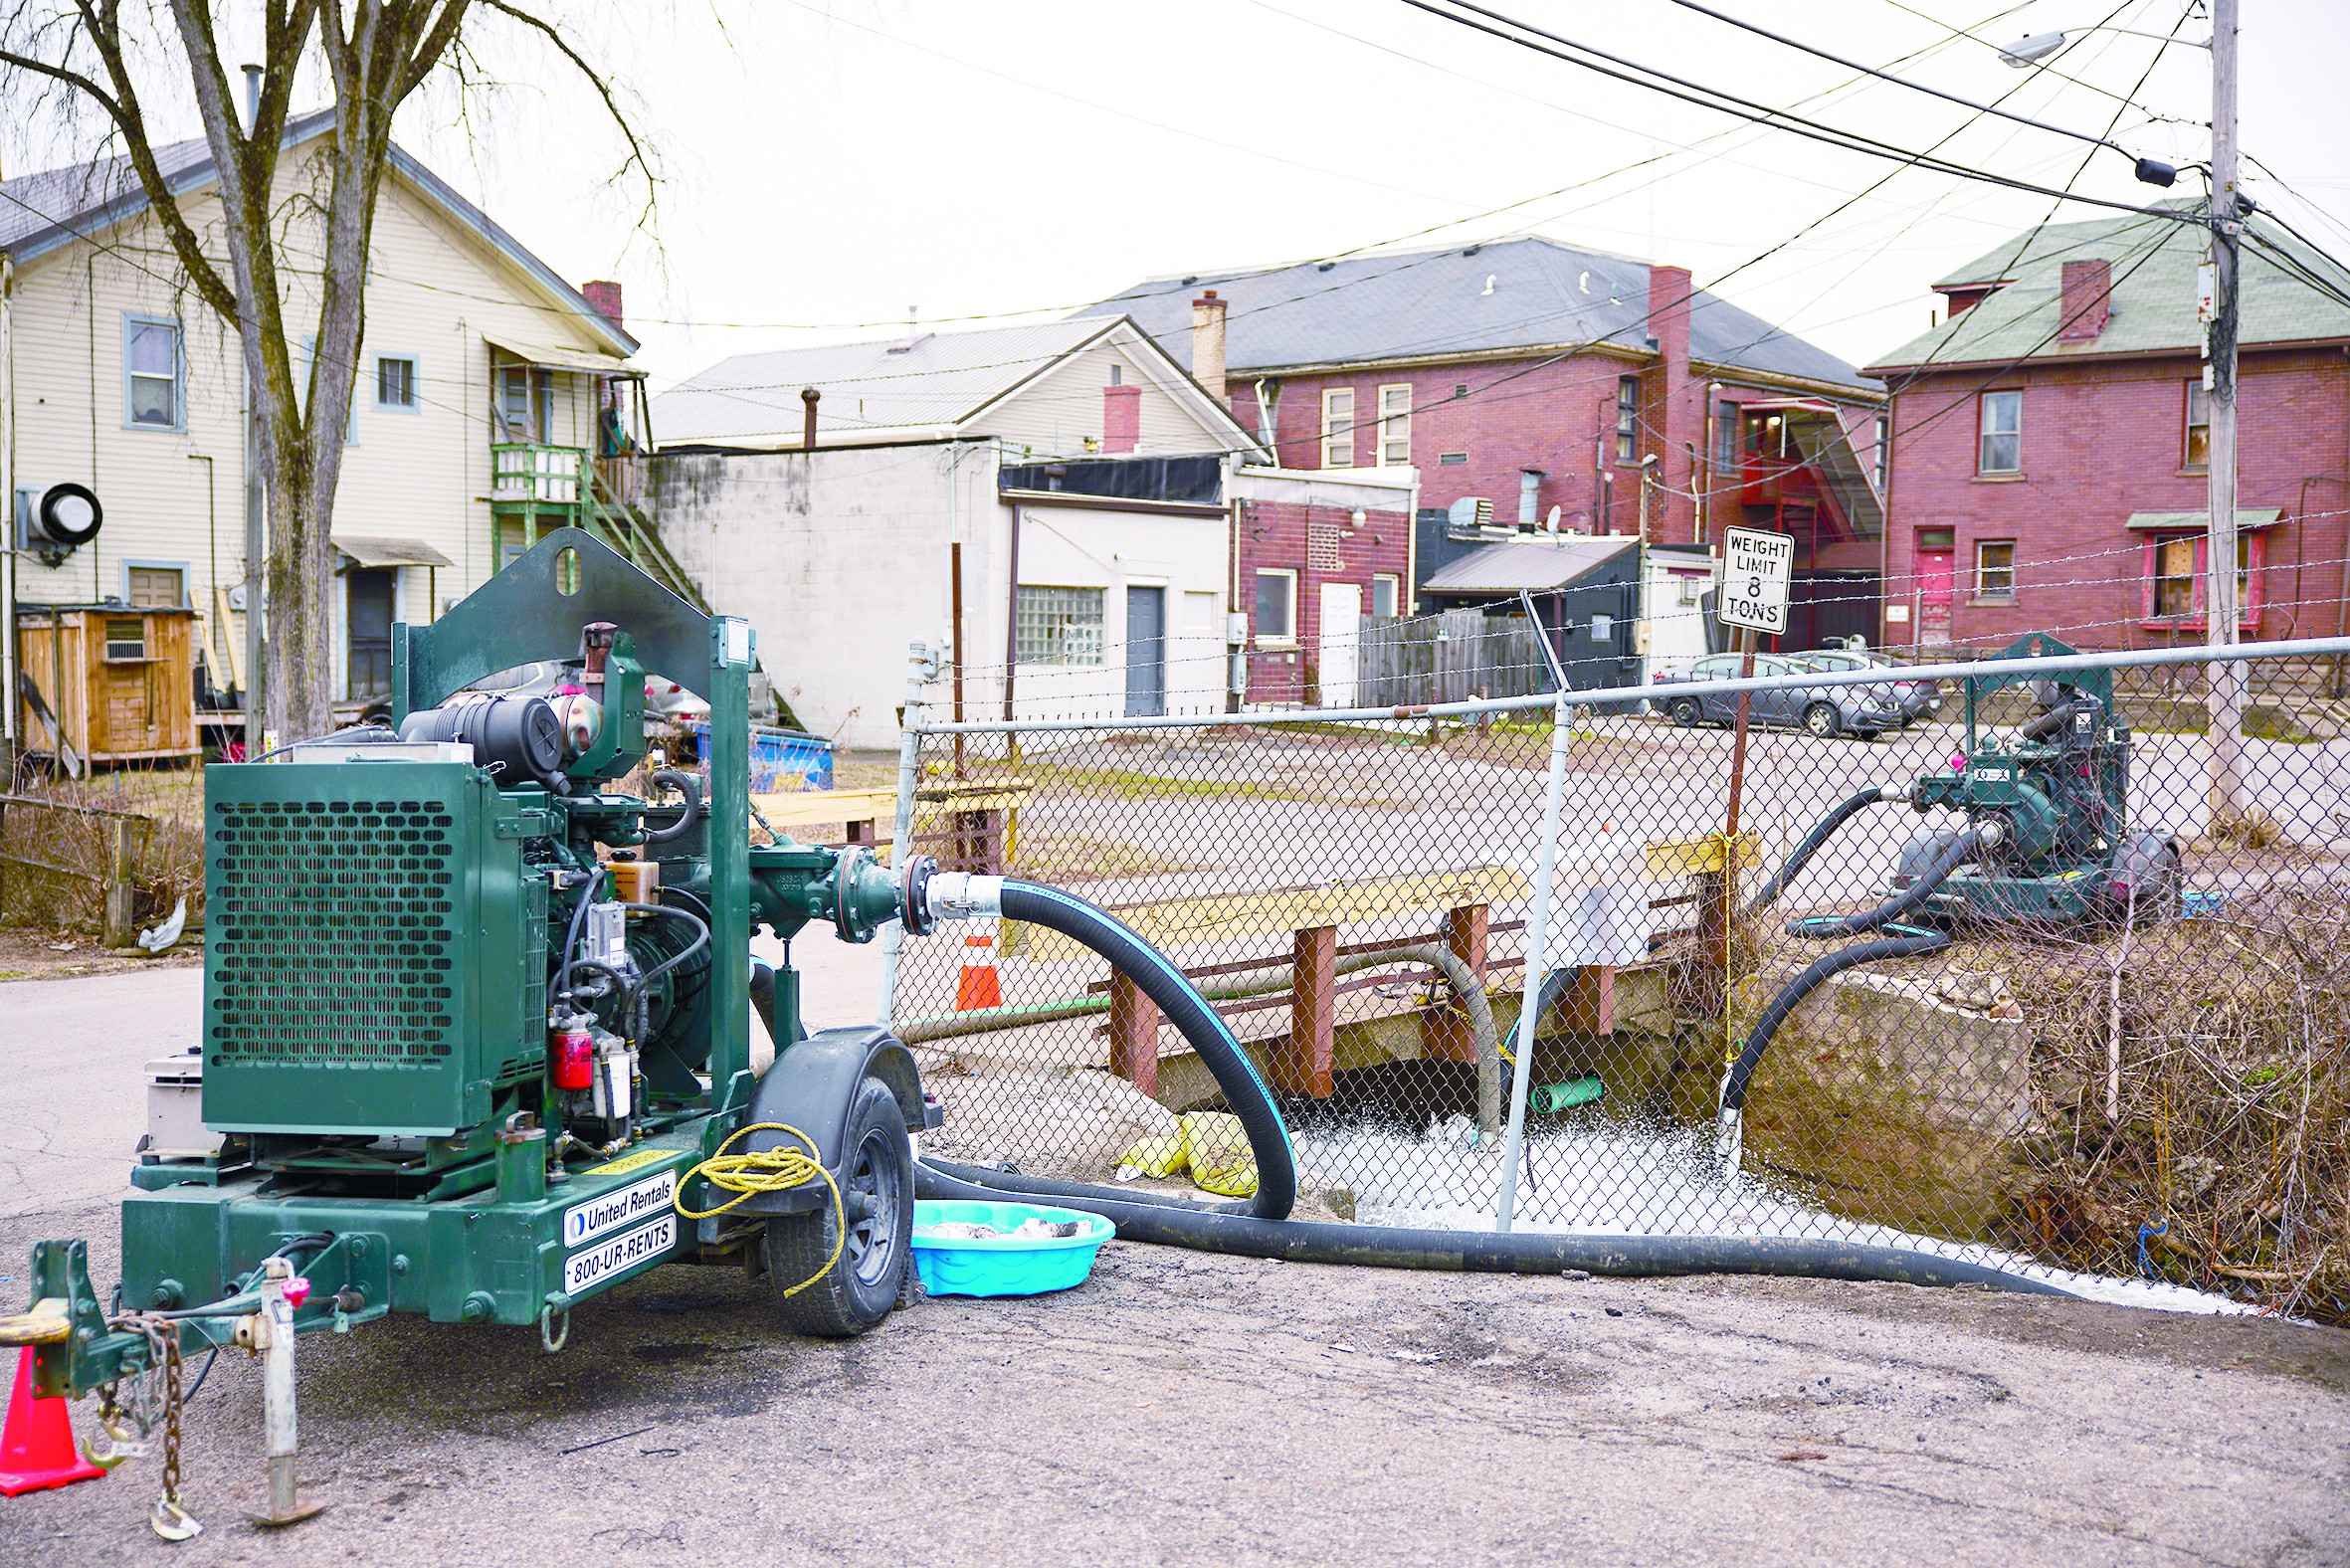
(1711, 527, 1796, 975)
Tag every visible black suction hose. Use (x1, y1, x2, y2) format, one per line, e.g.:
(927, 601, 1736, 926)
(981, 878, 1296, 1221)
(1717, 923, 1952, 1116)
(1782, 824, 1989, 940)
(1742, 784, 1900, 920)
(912, 1158, 2071, 1294)
(641, 769, 705, 846)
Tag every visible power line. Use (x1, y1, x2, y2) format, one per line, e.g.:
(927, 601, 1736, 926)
(1395, 0, 2201, 222)
(1662, 0, 2160, 167)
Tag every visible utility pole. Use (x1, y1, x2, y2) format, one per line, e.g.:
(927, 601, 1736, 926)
(2203, 0, 2245, 825)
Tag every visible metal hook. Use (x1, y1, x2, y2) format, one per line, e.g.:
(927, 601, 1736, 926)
(539, 1302, 570, 1353)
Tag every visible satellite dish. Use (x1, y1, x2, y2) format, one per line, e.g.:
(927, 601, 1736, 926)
(1545, 504, 1562, 532)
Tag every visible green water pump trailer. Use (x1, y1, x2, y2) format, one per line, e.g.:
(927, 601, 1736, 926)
(3, 531, 956, 1485)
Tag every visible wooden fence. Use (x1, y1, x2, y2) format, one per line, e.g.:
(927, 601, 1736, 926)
(0, 795, 201, 943)
(1359, 611, 1555, 707)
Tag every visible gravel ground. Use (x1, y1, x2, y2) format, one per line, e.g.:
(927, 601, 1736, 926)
(3, 1186, 2345, 1567)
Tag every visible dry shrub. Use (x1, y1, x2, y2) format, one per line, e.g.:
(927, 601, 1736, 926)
(1998, 891, 2349, 1321)
(0, 771, 205, 936)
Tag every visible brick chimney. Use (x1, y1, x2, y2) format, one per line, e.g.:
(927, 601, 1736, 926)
(582, 279, 624, 331)
(1102, 383, 1141, 453)
(2057, 259, 2110, 342)
(1190, 289, 1229, 404)
(1646, 264, 1697, 541)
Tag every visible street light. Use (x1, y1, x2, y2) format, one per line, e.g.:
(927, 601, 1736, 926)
(1997, 25, 2210, 68)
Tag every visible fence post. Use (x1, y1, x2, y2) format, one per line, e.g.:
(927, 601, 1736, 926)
(101, 816, 137, 948)
(877, 642, 936, 1028)
(1108, 971, 1161, 1098)
(1278, 924, 1336, 1098)
(1495, 690, 1572, 1231)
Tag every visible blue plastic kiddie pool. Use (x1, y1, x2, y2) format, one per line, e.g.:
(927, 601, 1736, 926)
(909, 1200, 1115, 1297)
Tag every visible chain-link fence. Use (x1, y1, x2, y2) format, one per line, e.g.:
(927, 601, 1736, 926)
(884, 636, 2350, 1321)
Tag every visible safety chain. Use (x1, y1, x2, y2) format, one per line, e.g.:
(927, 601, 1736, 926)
(98, 1312, 201, 1539)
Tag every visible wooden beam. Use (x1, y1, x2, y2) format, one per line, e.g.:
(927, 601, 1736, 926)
(1277, 924, 1337, 1098)
(1021, 865, 1533, 963)
(1421, 902, 1488, 1065)
(1107, 970, 1160, 1098)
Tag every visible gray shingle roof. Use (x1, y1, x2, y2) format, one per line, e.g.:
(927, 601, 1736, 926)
(1421, 535, 1636, 594)
(652, 318, 1116, 446)
(1076, 235, 1876, 394)
(1867, 202, 2350, 375)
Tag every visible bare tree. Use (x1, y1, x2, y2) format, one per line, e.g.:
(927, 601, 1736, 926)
(1, 2, 650, 739)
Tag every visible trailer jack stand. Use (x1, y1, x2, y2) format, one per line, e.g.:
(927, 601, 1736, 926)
(241, 1260, 324, 1529)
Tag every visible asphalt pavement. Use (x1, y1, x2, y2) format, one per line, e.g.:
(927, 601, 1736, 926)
(2, 959, 2346, 1565)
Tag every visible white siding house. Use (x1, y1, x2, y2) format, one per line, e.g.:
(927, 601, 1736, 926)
(1, 108, 645, 749)
(651, 320, 1263, 749)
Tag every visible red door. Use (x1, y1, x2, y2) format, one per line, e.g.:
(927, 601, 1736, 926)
(1916, 549, 1955, 645)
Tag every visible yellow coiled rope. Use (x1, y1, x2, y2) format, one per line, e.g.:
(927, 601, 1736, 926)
(675, 1121, 844, 1298)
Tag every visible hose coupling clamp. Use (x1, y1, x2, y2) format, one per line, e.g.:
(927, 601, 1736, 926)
(924, 873, 1005, 922)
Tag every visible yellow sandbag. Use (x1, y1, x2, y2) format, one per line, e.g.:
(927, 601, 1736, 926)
(1180, 1111, 1258, 1198)
(1117, 1132, 1189, 1178)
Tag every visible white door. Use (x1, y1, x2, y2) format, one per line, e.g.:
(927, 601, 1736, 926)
(1317, 582, 1362, 707)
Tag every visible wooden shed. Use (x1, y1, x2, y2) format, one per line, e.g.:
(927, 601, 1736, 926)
(13, 604, 201, 772)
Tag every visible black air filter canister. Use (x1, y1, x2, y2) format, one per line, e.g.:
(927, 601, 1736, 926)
(400, 693, 567, 791)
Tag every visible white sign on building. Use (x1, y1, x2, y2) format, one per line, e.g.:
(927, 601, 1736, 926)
(1718, 526, 1796, 636)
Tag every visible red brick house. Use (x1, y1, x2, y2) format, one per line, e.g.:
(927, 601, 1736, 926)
(1084, 236, 1886, 649)
(1865, 203, 2350, 651)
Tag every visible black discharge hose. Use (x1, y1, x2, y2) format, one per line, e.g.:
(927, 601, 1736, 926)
(911, 1158, 2070, 1294)
(1780, 824, 1989, 941)
(1717, 923, 1953, 1117)
(640, 769, 705, 846)
(974, 879, 1297, 1221)
(911, 874, 2072, 1295)
(1742, 783, 1902, 920)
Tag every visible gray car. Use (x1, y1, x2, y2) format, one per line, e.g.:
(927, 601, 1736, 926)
(1652, 653, 1905, 740)
(1789, 649, 1941, 725)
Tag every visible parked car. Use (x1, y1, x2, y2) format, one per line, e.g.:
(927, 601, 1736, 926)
(1788, 649, 1941, 725)
(1651, 653, 1904, 740)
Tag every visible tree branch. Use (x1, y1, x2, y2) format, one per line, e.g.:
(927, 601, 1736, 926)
(474, 0, 659, 228)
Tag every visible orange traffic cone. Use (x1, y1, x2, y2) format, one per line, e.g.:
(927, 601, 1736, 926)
(955, 930, 1004, 1011)
(0, 1347, 105, 1495)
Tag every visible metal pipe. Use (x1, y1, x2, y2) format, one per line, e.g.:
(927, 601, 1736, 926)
(1494, 689, 1572, 1233)
(248, 1257, 320, 1526)
(912, 634, 2350, 735)
(876, 641, 935, 1027)
(799, 386, 819, 452)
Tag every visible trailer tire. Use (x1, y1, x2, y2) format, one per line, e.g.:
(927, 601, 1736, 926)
(764, 1077, 912, 1337)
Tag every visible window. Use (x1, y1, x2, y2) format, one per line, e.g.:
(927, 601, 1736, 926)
(499, 364, 550, 442)
(1977, 390, 2022, 474)
(375, 354, 419, 412)
(1615, 375, 1640, 464)
(1321, 388, 1355, 469)
(1254, 568, 1297, 642)
(1974, 540, 2016, 600)
(1015, 586, 1104, 666)
(1917, 526, 1955, 552)
(2151, 536, 2197, 619)
(1872, 415, 1890, 490)
(1588, 613, 1614, 640)
(1453, 383, 1469, 399)
(2145, 532, 2258, 626)
(103, 618, 146, 661)
(124, 315, 182, 429)
(1370, 574, 1400, 619)
(1377, 384, 1412, 466)
(1712, 399, 1739, 473)
(1438, 452, 1468, 465)
(125, 564, 185, 608)
(2183, 380, 2210, 469)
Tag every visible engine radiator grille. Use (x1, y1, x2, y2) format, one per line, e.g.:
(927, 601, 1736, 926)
(209, 797, 458, 1066)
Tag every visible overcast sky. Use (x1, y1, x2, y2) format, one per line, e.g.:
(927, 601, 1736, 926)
(17, 1, 2350, 391)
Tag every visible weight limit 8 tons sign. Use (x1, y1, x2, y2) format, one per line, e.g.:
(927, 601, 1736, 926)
(1718, 526, 1796, 636)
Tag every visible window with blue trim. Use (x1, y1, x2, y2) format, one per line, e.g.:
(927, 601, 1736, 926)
(124, 315, 182, 429)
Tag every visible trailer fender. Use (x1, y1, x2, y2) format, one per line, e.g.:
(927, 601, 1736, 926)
(722, 1028, 925, 1216)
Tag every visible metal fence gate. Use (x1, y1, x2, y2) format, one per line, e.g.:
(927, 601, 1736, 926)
(881, 632, 2350, 1320)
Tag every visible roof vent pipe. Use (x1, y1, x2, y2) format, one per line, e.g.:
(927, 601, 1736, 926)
(241, 64, 262, 131)
(800, 387, 820, 452)
(1518, 468, 1545, 528)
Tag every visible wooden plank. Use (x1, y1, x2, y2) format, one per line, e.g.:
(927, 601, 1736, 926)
(1644, 831, 1760, 878)
(1277, 924, 1336, 1098)
(1107, 970, 1160, 1098)
(750, 787, 900, 825)
(1019, 864, 1534, 963)
(102, 817, 139, 948)
(1421, 902, 1488, 1065)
